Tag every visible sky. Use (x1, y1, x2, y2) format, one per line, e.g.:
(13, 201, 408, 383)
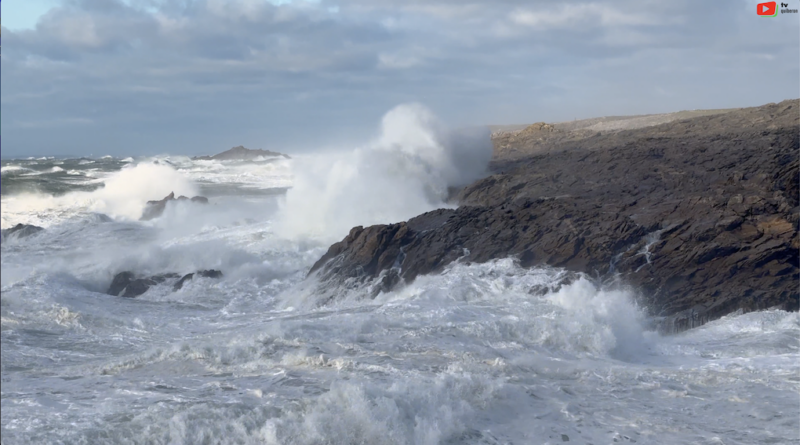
(1, 0, 798, 158)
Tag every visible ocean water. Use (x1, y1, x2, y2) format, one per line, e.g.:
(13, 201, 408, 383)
(2, 108, 799, 444)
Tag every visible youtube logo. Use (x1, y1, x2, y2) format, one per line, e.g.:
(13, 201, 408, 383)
(757, 1, 778, 16)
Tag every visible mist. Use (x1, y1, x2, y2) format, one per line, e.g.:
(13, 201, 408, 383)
(275, 103, 493, 242)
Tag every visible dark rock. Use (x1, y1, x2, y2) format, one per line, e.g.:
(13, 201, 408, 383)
(108, 271, 136, 296)
(120, 279, 153, 298)
(1, 223, 45, 242)
(311, 99, 800, 329)
(172, 270, 223, 291)
(140, 191, 210, 220)
(108, 270, 221, 297)
(192, 146, 290, 161)
(197, 269, 223, 278)
(173, 273, 195, 291)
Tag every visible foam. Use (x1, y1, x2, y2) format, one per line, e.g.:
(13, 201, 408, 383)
(276, 104, 491, 241)
(1, 163, 197, 228)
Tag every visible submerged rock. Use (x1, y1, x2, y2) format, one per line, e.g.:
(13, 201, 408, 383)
(107, 270, 222, 297)
(192, 145, 290, 161)
(140, 192, 209, 221)
(1, 224, 45, 242)
(311, 99, 800, 329)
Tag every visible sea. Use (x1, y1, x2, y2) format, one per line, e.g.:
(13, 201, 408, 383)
(1, 106, 799, 444)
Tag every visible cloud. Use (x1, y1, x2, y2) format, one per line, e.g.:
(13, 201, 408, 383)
(1, 0, 798, 157)
(378, 52, 422, 69)
(509, 3, 662, 30)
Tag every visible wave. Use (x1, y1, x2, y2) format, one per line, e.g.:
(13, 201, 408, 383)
(1, 163, 198, 228)
(288, 257, 653, 360)
(276, 104, 492, 241)
(1, 165, 32, 175)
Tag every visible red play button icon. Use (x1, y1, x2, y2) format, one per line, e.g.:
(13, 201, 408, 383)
(757, 1, 778, 16)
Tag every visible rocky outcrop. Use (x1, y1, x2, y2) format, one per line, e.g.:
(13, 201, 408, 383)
(1, 224, 45, 242)
(140, 192, 209, 221)
(311, 99, 800, 329)
(173, 270, 224, 291)
(193, 146, 290, 161)
(107, 270, 223, 297)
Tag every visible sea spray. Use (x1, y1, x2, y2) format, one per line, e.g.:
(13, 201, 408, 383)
(276, 104, 492, 241)
(1, 163, 197, 227)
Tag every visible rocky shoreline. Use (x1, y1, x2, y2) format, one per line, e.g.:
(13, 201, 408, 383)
(310, 100, 799, 331)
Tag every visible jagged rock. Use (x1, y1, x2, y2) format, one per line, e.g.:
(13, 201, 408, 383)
(108, 271, 136, 296)
(1, 224, 45, 242)
(312, 99, 800, 329)
(108, 270, 222, 297)
(173, 270, 223, 291)
(140, 191, 209, 220)
(193, 146, 290, 161)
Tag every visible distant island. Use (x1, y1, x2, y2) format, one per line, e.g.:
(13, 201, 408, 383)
(193, 145, 291, 161)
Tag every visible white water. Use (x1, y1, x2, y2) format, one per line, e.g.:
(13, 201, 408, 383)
(277, 103, 491, 242)
(2, 106, 799, 444)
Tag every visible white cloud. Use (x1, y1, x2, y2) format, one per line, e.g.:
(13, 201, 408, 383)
(510, 3, 660, 30)
(50, 14, 103, 47)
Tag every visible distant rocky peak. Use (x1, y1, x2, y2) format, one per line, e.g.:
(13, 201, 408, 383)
(192, 145, 291, 161)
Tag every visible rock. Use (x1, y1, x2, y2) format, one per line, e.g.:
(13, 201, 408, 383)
(174, 273, 194, 291)
(140, 191, 210, 220)
(1, 224, 45, 242)
(197, 269, 223, 278)
(173, 269, 223, 291)
(192, 146, 290, 161)
(108, 271, 136, 296)
(311, 99, 800, 329)
(108, 270, 222, 297)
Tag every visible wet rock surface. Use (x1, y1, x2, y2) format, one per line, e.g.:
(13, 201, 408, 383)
(173, 270, 224, 291)
(108, 270, 223, 297)
(140, 192, 210, 220)
(311, 100, 799, 329)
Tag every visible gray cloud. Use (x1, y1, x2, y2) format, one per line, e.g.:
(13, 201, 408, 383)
(2, 0, 798, 157)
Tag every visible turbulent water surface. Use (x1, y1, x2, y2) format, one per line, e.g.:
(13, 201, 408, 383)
(2, 117, 799, 444)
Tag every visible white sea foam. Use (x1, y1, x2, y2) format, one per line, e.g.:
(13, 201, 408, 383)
(276, 104, 492, 241)
(1, 163, 197, 228)
(1, 165, 31, 175)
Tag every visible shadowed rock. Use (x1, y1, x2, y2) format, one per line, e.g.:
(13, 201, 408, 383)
(108, 270, 222, 297)
(173, 270, 224, 291)
(140, 192, 209, 221)
(311, 99, 800, 330)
